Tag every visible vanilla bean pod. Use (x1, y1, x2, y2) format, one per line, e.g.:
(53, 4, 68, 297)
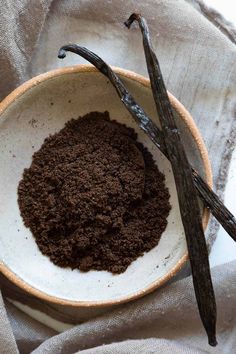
(125, 13, 217, 346)
(58, 44, 236, 244)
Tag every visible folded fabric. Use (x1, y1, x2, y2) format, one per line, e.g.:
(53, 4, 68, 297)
(1, 261, 235, 353)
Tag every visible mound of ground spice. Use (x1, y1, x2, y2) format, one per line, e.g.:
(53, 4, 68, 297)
(18, 111, 171, 273)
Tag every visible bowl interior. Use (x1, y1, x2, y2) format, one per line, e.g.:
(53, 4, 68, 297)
(0, 67, 207, 304)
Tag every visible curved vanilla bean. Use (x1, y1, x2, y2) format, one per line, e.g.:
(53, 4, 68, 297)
(125, 13, 217, 346)
(58, 44, 236, 244)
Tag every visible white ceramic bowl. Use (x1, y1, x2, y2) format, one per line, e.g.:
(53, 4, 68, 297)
(0, 65, 212, 307)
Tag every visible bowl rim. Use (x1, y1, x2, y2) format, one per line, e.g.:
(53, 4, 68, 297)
(0, 64, 212, 307)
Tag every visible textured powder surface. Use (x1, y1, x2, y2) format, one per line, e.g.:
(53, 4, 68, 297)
(18, 111, 171, 273)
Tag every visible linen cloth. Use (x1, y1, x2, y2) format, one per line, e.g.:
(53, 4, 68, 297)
(0, 0, 235, 353)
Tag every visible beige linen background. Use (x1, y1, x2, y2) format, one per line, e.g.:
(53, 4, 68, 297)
(0, 0, 235, 353)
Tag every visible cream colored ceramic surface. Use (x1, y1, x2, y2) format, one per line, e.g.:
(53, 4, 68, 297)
(0, 66, 212, 306)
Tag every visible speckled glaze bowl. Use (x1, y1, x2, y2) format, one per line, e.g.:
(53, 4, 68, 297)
(0, 65, 212, 307)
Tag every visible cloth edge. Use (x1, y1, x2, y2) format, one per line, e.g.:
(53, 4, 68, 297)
(187, 0, 236, 45)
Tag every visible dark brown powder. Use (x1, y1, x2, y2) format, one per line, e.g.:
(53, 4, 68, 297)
(18, 111, 171, 273)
